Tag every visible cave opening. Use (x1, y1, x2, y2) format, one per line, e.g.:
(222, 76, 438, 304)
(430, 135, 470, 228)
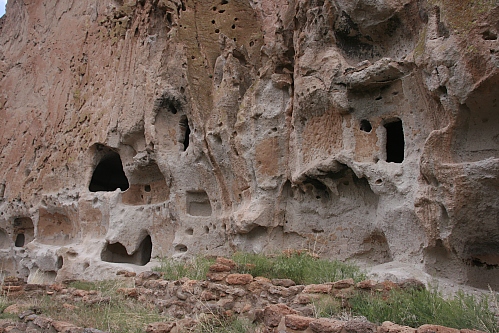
(360, 119, 372, 132)
(101, 235, 152, 266)
(179, 116, 191, 151)
(89, 151, 129, 192)
(15, 234, 25, 247)
(384, 119, 404, 163)
(13, 217, 34, 247)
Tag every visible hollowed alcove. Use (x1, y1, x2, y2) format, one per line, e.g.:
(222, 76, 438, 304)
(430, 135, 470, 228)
(186, 191, 212, 216)
(0, 229, 9, 249)
(89, 150, 129, 192)
(13, 217, 34, 247)
(101, 235, 152, 266)
(37, 209, 76, 246)
(122, 161, 169, 206)
(384, 118, 404, 163)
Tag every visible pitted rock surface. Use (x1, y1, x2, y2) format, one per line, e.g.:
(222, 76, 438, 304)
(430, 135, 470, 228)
(0, 0, 498, 291)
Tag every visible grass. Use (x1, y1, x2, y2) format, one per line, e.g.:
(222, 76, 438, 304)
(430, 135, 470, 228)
(195, 315, 257, 333)
(0, 294, 13, 320)
(1, 255, 497, 333)
(4, 280, 167, 333)
(231, 251, 366, 284)
(154, 252, 366, 285)
(312, 295, 342, 318)
(349, 286, 499, 332)
(154, 256, 216, 281)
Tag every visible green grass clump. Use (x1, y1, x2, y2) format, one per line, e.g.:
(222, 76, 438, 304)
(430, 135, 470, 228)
(154, 252, 365, 284)
(312, 295, 342, 318)
(232, 252, 366, 284)
(196, 315, 257, 333)
(35, 280, 166, 333)
(154, 256, 216, 281)
(68, 280, 125, 296)
(350, 287, 499, 333)
(0, 295, 14, 320)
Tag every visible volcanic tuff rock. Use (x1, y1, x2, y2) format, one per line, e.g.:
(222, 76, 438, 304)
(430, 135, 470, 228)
(0, 0, 498, 288)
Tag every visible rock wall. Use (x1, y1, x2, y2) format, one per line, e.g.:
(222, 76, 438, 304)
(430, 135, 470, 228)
(0, 0, 498, 288)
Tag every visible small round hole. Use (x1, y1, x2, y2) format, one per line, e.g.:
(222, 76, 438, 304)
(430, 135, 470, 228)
(360, 119, 372, 133)
(175, 244, 188, 252)
(375, 179, 383, 185)
(186, 228, 194, 235)
(144, 185, 151, 192)
(215, 29, 220, 33)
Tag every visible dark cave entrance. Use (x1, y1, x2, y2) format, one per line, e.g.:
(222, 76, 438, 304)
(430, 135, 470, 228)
(89, 151, 129, 192)
(15, 234, 25, 247)
(384, 119, 404, 163)
(101, 235, 152, 266)
(13, 217, 34, 247)
(179, 116, 191, 151)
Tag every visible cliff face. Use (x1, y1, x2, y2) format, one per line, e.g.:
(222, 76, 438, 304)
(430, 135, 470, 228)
(0, 0, 498, 288)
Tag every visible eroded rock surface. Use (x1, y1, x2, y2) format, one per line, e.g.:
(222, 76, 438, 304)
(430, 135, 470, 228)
(0, 0, 498, 289)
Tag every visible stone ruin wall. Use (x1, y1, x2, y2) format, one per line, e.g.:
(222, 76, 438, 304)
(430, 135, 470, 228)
(0, 0, 498, 289)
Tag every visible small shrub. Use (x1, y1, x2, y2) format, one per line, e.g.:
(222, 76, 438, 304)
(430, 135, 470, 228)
(68, 280, 133, 297)
(232, 252, 366, 284)
(195, 315, 257, 333)
(312, 295, 342, 318)
(350, 287, 499, 333)
(32, 288, 165, 333)
(0, 295, 13, 319)
(154, 256, 215, 281)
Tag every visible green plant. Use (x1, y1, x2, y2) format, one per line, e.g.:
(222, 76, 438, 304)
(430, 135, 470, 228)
(68, 279, 134, 297)
(154, 256, 216, 281)
(350, 286, 499, 333)
(232, 252, 366, 284)
(312, 295, 342, 318)
(0, 294, 12, 319)
(195, 315, 257, 333)
(30, 286, 166, 333)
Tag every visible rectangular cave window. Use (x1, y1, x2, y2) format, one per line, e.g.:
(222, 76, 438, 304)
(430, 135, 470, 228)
(101, 235, 152, 266)
(384, 118, 404, 163)
(186, 190, 212, 217)
(15, 234, 25, 247)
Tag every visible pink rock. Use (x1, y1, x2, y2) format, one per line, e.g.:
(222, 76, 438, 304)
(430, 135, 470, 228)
(309, 318, 346, 333)
(263, 304, 298, 327)
(226, 274, 253, 285)
(417, 324, 460, 333)
(303, 284, 332, 294)
(285, 314, 315, 330)
(379, 321, 417, 333)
